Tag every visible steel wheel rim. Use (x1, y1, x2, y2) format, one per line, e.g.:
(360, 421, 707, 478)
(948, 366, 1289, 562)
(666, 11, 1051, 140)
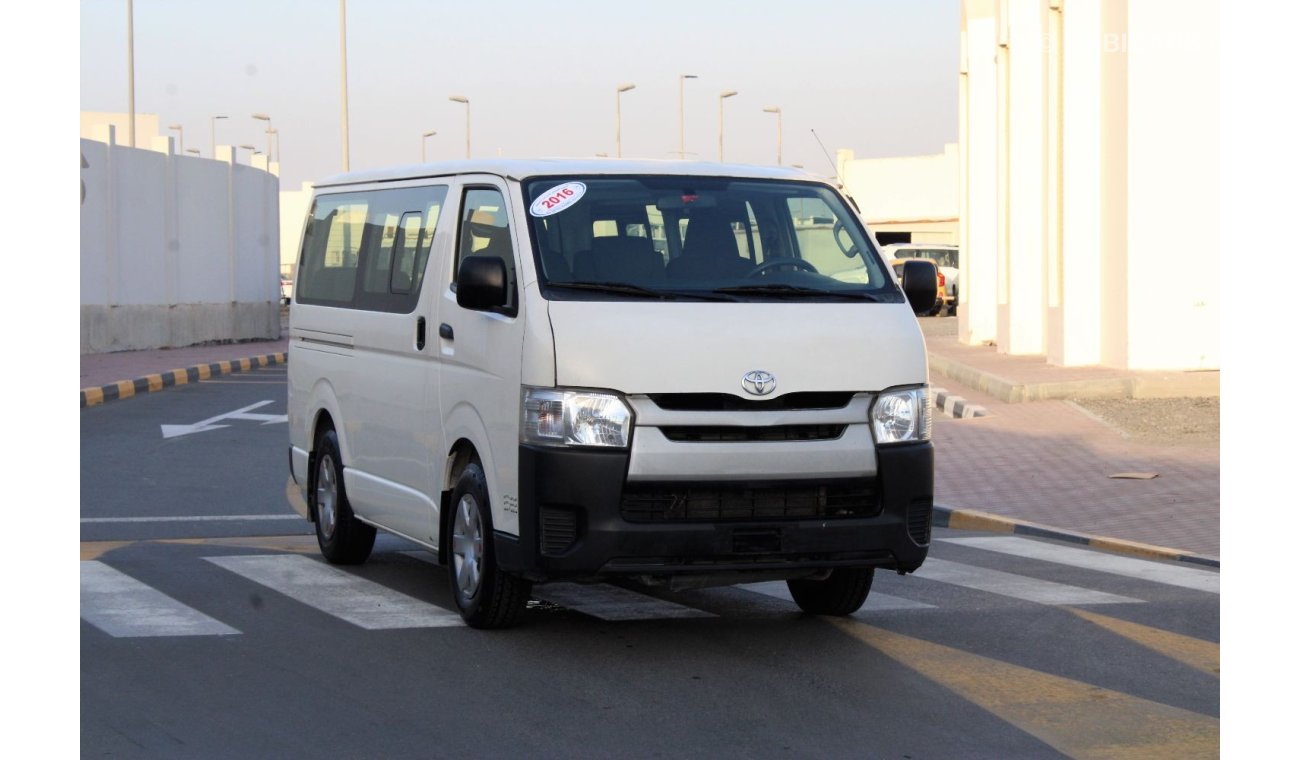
(316, 454, 338, 540)
(452, 494, 484, 600)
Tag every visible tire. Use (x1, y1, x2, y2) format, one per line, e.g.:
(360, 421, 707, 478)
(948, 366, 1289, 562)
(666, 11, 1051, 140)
(310, 428, 376, 565)
(787, 568, 875, 616)
(448, 462, 532, 629)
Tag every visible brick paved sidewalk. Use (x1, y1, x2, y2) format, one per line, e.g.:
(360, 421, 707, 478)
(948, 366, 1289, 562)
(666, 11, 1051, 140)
(922, 318, 1219, 559)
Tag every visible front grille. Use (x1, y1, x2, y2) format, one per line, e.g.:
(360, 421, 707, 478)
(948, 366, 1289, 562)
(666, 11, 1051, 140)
(647, 392, 855, 412)
(540, 506, 578, 556)
(621, 479, 879, 523)
(659, 424, 846, 442)
(907, 498, 933, 545)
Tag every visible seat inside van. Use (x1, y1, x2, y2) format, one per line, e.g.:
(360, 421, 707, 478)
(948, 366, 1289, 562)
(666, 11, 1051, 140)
(573, 236, 665, 283)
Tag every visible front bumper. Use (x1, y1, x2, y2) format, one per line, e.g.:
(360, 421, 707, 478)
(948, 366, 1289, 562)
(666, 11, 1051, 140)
(496, 442, 933, 581)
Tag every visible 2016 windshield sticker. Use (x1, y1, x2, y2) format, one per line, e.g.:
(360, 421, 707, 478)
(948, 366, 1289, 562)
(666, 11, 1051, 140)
(530, 182, 586, 217)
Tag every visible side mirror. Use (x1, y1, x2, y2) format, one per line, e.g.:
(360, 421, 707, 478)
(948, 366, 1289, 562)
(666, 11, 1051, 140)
(456, 256, 508, 311)
(900, 259, 938, 316)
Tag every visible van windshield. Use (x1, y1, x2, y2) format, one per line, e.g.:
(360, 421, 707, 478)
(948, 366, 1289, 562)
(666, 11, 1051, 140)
(523, 176, 901, 303)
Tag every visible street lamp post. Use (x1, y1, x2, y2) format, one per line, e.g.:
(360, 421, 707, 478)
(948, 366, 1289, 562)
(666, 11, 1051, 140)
(185, 148, 200, 156)
(126, 0, 135, 147)
(449, 96, 470, 158)
(252, 113, 273, 163)
(762, 106, 783, 166)
(339, 0, 350, 171)
(718, 90, 737, 162)
(239, 144, 257, 165)
(677, 73, 697, 159)
(167, 123, 184, 154)
(422, 130, 437, 162)
(210, 115, 227, 158)
(616, 83, 635, 158)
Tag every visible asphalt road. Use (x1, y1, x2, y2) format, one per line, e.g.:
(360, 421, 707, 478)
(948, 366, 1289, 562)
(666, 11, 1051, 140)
(81, 364, 1220, 758)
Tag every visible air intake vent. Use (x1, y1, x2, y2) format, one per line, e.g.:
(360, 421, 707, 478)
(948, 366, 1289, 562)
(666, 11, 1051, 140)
(621, 479, 879, 523)
(540, 507, 579, 556)
(648, 392, 855, 412)
(907, 499, 932, 545)
(659, 424, 846, 442)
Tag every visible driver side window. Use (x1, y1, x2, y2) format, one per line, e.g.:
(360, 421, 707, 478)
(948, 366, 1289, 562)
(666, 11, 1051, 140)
(455, 187, 518, 313)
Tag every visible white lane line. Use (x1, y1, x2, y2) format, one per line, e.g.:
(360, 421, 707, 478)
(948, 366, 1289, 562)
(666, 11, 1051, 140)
(532, 582, 715, 621)
(914, 558, 1141, 605)
(739, 581, 935, 611)
(938, 536, 1220, 594)
(206, 555, 463, 629)
(82, 515, 302, 524)
(81, 561, 240, 638)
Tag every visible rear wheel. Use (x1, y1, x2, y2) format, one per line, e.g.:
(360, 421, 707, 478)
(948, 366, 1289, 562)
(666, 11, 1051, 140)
(311, 428, 376, 565)
(787, 568, 875, 616)
(448, 462, 531, 629)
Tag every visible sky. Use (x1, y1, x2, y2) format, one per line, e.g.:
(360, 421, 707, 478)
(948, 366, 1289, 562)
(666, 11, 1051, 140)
(80, 0, 960, 188)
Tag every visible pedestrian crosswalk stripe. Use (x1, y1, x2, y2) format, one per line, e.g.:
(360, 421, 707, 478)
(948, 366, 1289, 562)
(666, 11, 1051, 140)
(398, 551, 714, 621)
(81, 561, 240, 638)
(532, 583, 715, 621)
(739, 581, 936, 611)
(206, 555, 463, 629)
(938, 536, 1220, 594)
(914, 558, 1141, 605)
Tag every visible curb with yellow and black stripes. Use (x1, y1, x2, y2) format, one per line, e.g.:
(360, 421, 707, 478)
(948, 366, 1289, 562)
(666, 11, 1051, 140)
(934, 505, 1219, 569)
(80, 353, 287, 408)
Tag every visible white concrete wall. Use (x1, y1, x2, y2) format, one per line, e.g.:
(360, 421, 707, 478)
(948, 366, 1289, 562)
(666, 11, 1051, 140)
(960, 0, 1000, 345)
(959, 0, 1219, 371)
(840, 145, 959, 227)
(998, 0, 1049, 355)
(80, 127, 280, 353)
(1123, 0, 1219, 370)
(279, 182, 314, 276)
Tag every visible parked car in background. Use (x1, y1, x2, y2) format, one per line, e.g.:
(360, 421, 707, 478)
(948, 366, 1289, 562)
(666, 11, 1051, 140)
(280, 276, 294, 305)
(888, 258, 945, 317)
(881, 244, 958, 315)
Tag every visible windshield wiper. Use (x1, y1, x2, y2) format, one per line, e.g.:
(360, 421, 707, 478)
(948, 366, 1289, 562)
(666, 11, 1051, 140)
(546, 281, 736, 301)
(713, 284, 883, 301)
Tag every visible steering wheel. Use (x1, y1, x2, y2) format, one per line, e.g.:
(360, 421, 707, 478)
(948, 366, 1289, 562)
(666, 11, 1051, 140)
(747, 257, 819, 277)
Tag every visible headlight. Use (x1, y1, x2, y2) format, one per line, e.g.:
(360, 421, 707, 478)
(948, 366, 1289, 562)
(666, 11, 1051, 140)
(871, 386, 931, 444)
(521, 387, 633, 448)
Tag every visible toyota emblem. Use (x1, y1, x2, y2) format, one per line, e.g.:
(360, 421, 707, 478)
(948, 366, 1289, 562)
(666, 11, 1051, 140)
(741, 370, 776, 396)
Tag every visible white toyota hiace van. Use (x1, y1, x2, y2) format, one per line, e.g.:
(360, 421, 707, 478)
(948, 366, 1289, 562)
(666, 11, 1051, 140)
(286, 160, 939, 628)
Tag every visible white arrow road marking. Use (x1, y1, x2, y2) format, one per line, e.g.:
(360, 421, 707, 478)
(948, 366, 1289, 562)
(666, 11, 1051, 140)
(161, 400, 288, 439)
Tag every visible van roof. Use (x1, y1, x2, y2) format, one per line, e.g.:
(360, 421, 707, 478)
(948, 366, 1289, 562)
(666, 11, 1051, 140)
(313, 158, 825, 188)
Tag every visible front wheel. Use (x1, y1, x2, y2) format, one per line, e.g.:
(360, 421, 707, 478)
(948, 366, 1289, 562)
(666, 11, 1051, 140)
(448, 463, 532, 629)
(311, 428, 376, 565)
(787, 568, 875, 616)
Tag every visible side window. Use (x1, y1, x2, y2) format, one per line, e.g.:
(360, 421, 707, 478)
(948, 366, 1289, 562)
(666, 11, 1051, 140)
(788, 196, 859, 279)
(456, 187, 517, 314)
(390, 212, 424, 295)
(297, 197, 368, 305)
(297, 185, 446, 311)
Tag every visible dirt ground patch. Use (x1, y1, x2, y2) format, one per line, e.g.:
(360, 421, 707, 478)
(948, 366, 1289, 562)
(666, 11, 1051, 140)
(1068, 397, 1219, 446)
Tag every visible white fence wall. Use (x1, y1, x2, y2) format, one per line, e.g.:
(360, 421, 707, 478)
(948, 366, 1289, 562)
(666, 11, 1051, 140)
(80, 128, 281, 353)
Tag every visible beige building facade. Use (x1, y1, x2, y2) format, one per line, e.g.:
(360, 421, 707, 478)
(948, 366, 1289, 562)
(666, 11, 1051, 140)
(960, 0, 1218, 371)
(839, 144, 959, 247)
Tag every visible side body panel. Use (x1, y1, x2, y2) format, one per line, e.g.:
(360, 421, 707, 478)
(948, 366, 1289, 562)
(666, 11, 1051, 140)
(435, 176, 531, 537)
